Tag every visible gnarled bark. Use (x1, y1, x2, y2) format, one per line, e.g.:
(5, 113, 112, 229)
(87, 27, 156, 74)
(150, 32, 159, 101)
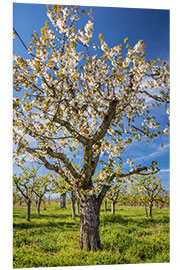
(78, 194, 101, 251)
(77, 185, 110, 251)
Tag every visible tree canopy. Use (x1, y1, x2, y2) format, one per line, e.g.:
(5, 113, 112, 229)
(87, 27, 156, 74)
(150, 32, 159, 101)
(13, 4, 169, 194)
(13, 4, 169, 251)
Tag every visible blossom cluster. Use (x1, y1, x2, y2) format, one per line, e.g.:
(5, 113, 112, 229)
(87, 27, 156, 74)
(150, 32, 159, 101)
(13, 4, 169, 186)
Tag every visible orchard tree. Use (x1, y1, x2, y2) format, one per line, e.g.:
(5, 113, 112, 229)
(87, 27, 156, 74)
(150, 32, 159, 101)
(13, 5, 169, 250)
(13, 164, 40, 221)
(33, 173, 52, 214)
(155, 186, 170, 208)
(106, 179, 127, 214)
(51, 173, 69, 208)
(128, 178, 142, 206)
(13, 191, 22, 206)
(52, 172, 77, 219)
(132, 174, 165, 218)
(69, 188, 76, 220)
(128, 177, 149, 216)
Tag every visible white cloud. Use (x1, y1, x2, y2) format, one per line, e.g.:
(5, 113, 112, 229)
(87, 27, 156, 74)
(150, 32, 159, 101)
(134, 143, 169, 162)
(160, 168, 170, 173)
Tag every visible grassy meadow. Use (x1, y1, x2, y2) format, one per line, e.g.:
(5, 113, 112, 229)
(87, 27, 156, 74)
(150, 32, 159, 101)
(13, 202, 170, 268)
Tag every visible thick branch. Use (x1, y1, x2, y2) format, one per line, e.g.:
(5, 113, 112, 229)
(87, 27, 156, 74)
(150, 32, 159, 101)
(97, 184, 111, 205)
(92, 99, 118, 144)
(46, 147, 80, 179)
(26, 147, 59, 173)
(118, 166, 147, 178)
(115, 166, 159, 180)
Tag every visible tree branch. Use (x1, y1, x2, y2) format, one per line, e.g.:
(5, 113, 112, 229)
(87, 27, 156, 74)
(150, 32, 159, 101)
(22, 124, 74, 141)
(52, 117, 88, 144)
(14, 179, 29, 200)
(26, 147, 59, 173)
(13, 27, 38, 59)
(92, 99, 118, 144)
(129, 124, 148, 135)
(97, 184, 110, 205)
(46, 147, 80, 179)
(139, 90, 169, 103)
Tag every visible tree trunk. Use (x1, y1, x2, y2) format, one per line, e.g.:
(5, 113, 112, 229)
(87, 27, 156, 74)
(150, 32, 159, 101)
(104, 199, 107, 213)
(111, 201, 115, 215)
(26, 199, 31, 222)
(37, 197, 42, 214)
(35, 201, 38, 208)
(77, 201, 80, 215)
(71, 192, 76, 220)
(149, 201, 153, 218)
(48, 195, 51, 205)
(60, 193, 66, 208)
(78, 194, 101, 251)
(43, 198, 46, 210)
(144, 202, 148, 217)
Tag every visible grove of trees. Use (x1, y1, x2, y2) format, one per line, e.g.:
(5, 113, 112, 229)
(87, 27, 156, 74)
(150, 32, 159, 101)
(13, 5, 169, 251)
(128, 174, 169, 218)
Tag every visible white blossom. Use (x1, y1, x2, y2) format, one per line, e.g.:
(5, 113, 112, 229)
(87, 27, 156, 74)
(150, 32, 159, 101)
(101, 41, 108, 52)
(163, 126, 169, 134)
(70, 13, 79, 22)
(62, 7, 70, 21)
(84, 20, 94, 38)
(133, 41, 142, 54)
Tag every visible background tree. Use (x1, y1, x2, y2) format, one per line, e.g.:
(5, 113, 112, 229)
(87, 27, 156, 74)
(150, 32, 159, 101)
(155, 187, 170, 208)
(51, 173, 69, 208)
(69, 188, 76, 220)
(33, 173, 52, 214)
(128, 178, 149, 216)
(131, 174, 165, 218)
(52, 172, 77, 219)
(33, 193, 39, 208)
(13, 191, 21, 206)
(106, 179, 127, 214)
(13, 4, 169, 250)
(13, 164, 40, 221)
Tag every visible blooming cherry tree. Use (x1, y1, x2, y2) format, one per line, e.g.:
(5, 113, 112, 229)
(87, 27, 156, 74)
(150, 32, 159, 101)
(106, 179, 127, 214)
(13, 5, 169, 250)
(33, 173, 52, 214)
(129, 174, 166, 218)
(13, 164, 40, 221)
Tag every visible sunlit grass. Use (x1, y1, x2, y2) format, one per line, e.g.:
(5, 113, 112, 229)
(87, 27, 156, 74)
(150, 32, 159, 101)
(13, 203, 169, 268)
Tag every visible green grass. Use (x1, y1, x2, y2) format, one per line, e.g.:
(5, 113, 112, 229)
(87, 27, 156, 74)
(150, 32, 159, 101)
(13, 203, 170, 268)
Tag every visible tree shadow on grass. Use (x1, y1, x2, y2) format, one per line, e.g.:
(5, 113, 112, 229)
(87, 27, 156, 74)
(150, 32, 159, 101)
(13, 220, 79, 231)
(31, 213, 73, 219)
(101, 214, 169, 227)
(13, 212, 75, 220)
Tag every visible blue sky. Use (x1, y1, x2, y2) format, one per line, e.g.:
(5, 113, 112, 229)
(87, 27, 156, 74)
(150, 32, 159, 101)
(13, 2, 170, 187)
